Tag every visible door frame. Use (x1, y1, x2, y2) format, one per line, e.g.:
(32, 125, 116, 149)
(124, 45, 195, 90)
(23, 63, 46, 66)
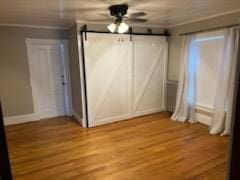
(25, 38, 72, 120)
(227, 42, 240, 180)
(0, 103, 12, 179)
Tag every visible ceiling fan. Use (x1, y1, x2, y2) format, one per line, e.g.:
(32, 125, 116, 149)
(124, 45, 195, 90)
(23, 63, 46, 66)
(105, 4, 148, 33)
(77, 1, 148, 34)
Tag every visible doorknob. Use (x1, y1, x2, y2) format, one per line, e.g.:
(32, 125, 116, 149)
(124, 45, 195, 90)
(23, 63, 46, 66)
(61, 75, 65, 85)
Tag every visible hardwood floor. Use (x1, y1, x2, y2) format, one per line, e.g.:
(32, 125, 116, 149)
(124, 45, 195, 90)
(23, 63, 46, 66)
(5, 113, 229, 180)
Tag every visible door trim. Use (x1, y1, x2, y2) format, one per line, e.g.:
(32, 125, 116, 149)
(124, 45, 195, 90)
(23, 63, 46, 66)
(25, 38, 72, 120)
(0, 103, 12, 179)
(79, 31, 88, 128)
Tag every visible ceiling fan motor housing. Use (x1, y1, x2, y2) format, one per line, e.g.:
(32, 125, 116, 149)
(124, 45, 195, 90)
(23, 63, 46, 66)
(109, 4, 128, 17)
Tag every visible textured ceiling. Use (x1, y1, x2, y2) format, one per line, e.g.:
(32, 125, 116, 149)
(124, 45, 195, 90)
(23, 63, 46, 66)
(0, 0, 240, 28)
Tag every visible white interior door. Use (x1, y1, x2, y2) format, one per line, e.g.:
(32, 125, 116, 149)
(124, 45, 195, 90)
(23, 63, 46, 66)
(133, 36, 167, 117)
(27, 40, 69, 119)
(84, 33, 132, 127)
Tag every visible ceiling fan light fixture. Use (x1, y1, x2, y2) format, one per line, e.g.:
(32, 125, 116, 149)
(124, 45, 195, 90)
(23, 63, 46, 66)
(105, 4, 146, 34)
(117, 22, 129, 34)
(107, 23, 117, 33)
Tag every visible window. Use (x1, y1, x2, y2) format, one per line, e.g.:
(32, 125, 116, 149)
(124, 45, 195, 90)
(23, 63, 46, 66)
(194, 31, 224, 109)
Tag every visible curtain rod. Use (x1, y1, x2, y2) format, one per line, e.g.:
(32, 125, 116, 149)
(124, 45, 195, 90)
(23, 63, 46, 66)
(179, 24, 240, 36)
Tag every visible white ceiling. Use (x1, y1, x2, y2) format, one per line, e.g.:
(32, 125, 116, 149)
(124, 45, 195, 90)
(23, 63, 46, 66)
(0, 0, 240, 29)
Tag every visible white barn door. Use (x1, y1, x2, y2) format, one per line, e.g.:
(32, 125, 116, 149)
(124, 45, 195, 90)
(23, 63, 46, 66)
(133, 36, 167, 117)
(84, 33, 132, 127)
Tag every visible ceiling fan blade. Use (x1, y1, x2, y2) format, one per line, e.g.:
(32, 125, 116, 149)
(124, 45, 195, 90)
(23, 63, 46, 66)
(85, 19, 110, 22)
(129, 12, 146, 18)
(99, 13, 111, 17)
(129, 18, 148, 22)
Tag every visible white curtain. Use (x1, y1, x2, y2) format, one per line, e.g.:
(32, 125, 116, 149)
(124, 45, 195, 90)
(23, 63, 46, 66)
(210, 27, 240, 136)
(171, 35, 197, 123)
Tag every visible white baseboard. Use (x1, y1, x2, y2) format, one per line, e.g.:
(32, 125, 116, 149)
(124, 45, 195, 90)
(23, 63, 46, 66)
(4, 113, 39, 126)
(72, 110, 82, 125)
(195, 104, 213, 126)
(196, 113, 212, 126)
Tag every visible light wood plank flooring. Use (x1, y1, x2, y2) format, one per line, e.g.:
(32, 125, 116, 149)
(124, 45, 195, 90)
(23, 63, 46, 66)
(5, 113, 229, 180)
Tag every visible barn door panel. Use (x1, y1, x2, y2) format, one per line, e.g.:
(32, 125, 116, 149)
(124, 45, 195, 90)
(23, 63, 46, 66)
(84, 33, 132, 127)
(133, 36, 167, 117)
